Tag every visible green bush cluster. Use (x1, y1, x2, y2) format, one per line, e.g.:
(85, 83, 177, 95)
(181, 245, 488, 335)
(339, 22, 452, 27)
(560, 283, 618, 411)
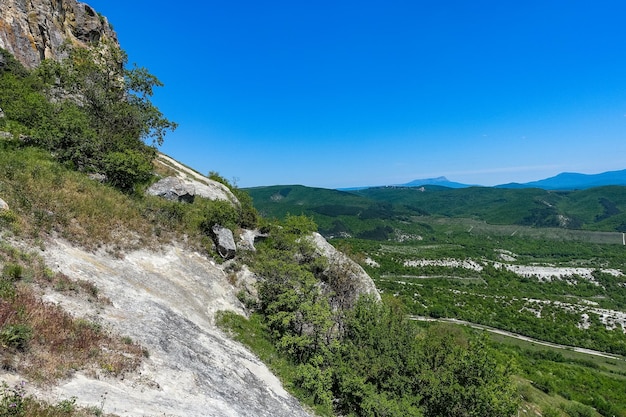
(207, 171, 259, 229)
(220, 215, 519, 416)
(0, 43, 176, 193)
(0, 324, 33, 351)
(2, 264, 23, 281)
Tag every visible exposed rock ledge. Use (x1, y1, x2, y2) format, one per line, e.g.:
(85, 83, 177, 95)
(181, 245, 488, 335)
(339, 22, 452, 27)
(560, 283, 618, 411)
(24, 239, 313, 417)
(308, 232, 381, 307)
(146, 176, 238, 204)
(0, 0, 117, 69)
(150, 154, 238, 204)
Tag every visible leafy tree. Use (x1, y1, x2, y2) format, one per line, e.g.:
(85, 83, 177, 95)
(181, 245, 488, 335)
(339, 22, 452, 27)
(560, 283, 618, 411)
(0, 71, 51, 135)
(417, 324, 519, 417)
(334, 297, 424, 416)
(0, 44, 176, 191)
(33, 42, 176, 184)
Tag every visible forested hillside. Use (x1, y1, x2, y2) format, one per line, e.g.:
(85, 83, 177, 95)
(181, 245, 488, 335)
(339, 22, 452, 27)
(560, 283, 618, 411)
(247, 184, 626, 239)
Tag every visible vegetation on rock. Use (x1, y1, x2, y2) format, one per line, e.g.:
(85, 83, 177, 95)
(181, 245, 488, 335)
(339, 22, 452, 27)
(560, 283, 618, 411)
(219, 215, 520, 416)
(0, 42, 176, 193)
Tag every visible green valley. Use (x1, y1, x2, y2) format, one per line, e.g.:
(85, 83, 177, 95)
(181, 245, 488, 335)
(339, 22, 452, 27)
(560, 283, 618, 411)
(247, 183, 626, 416)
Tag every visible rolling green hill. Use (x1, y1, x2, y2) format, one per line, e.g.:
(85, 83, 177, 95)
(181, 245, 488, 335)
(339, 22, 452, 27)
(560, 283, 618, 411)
(246, 184, 626, 239)
(246, 184, 429, 240)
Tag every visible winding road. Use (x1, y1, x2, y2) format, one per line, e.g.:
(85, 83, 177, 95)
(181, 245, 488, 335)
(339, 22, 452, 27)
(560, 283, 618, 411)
(409, 316, 625, 361)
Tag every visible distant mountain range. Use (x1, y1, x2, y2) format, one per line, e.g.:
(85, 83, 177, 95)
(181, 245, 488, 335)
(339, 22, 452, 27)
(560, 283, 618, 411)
(395, 169, 626, 191)
(400, 176, 472, 189)
(495, 169, 626, 190)
(340, 176, 473, 191)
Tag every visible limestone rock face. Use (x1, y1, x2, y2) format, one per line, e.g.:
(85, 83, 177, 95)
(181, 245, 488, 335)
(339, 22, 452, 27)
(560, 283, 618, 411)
(36, 240, 314, 417)
(146, 176, 237, 204)
(308, 232, 381, 309)
(146, 176, 195, 203)
(0, 197, 9, 211)
(0, 0, 117, 69)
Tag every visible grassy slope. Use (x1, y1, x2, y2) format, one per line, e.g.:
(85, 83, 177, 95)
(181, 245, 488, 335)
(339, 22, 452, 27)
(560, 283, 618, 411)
(0, 143, 151, 416)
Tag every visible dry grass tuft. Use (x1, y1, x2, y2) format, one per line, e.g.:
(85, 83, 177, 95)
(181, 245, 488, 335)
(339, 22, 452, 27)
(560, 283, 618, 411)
(2, 285, 142, 384)
(0, 244, 142, 385)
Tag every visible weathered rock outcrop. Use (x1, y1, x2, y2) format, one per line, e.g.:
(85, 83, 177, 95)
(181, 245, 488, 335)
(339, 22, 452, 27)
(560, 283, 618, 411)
(308, 232, 381, 308)
(33, 240, 314, 417)
(151, 154, 239, 204)
(212, 225, 237, 259)
(238, 229, 267, 251)
(0, 0, 117, 69)
(147, 176, 238, 204)
(146, 176, 195, 203)
(0, 197, 9, 211)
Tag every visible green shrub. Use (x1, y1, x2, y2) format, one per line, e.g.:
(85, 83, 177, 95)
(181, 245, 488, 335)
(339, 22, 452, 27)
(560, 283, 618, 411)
(103, 149, 154, 192)
(199, 200, 240, 232)
(54, 396, 77, 413)
(207, 171, 259, 229)
(0, 209, 18, 227)
(283, 214, 317, 235)
(542, 406, 562, 417)
(0, 324, 33, 351)
(0, 279, 16, 300)
(293, 361, 333, 409)
(232, 187, 259, 229)
(2, 263, 23, 281)
(560, 402, 595, 417)
(531, 374, 557, 394)
(208, 171, 231, 187)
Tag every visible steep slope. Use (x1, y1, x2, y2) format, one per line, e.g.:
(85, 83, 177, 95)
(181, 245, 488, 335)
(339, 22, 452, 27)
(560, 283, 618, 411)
(33, 239, 313, 417)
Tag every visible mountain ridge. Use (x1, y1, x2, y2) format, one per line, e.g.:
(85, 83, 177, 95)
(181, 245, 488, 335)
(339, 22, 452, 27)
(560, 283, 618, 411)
(342, 168, 626, 191)
(495, 168, 626, 190)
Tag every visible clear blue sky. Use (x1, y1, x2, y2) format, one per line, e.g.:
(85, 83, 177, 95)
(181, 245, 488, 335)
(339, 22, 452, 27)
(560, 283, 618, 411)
(86, 1, 626, 188)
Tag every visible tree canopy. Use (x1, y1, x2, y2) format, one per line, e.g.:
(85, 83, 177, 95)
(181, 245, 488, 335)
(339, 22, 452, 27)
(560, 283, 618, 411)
(0, 42, 176, 192)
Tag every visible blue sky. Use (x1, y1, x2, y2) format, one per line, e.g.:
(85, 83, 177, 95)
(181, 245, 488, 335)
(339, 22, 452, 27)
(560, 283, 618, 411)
(86, 1, 626, 188)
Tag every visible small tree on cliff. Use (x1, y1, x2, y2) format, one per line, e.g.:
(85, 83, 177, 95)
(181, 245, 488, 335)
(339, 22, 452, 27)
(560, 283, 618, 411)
(32, 41, 177, 188)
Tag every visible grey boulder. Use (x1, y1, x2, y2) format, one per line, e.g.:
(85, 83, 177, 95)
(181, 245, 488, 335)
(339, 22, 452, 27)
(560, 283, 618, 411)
(146, 177, 195, 203)
(212, 225, 236, 259)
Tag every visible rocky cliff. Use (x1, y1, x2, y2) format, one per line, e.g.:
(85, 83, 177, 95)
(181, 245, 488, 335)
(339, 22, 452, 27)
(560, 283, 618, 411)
(0, 0, 117, 69)
(0, 3, 381, 416)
